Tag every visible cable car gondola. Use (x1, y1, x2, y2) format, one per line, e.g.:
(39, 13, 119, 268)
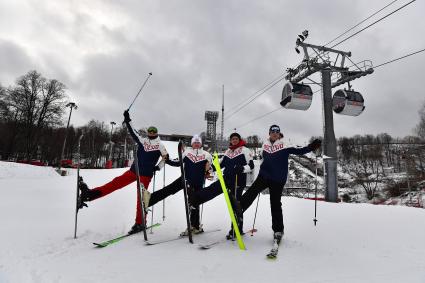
(280, 82, 313, 111)
(332, 89, 365, 116)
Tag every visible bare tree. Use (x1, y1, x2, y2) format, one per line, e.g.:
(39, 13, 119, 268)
(338, 135, 385, 200)
(377, 133, 393, 166)
(415, 100, 425, 139)
(6, 70, 68, 159)
(246, 135, 262, 155)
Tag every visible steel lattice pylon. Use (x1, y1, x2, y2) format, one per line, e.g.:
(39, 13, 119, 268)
(205, 111, 219, 151)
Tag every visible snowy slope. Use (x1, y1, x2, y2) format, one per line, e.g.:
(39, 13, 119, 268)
(1, 142, 425, 283)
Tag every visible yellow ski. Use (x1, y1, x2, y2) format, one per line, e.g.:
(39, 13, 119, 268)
(212, 152, 246, 250)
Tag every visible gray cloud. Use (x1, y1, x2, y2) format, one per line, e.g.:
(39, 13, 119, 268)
(0, 0, 424, 144)
(0, 39, 34, 84)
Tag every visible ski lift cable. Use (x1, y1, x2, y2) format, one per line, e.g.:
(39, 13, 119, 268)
(291, 0, 401, 75)
(224, 76, 285, 121)
(330, 0, 416, 49)
(227, 89, 322, 133)
(374, 48, 425, 69)
(228, 47, 424, 133)
(323, 0, 400, 47)
(223, 1, 409, 122)
(224, 73, 286, 116)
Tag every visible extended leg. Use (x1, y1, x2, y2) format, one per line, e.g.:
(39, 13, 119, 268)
(148, 176, 183, 207)
(86, 170, 137, 201)
(190, 180, 223, 206)
(240, 175, 268, 212)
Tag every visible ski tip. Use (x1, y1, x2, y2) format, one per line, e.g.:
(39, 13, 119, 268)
(93, 243, 107, 248)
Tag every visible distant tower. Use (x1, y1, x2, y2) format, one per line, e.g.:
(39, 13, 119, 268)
(204, 111, 219, 151)
(221, 84, 224, 146)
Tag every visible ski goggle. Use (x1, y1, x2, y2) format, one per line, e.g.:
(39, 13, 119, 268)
(147, 126, 158, 134)
(269, 126, 280, 133)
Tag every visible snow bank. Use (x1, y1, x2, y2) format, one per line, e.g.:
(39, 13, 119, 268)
(0, 161, 60, 179)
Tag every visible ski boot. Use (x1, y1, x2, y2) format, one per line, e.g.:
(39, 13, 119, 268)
(273, 231, 283, 245)
(225, 226, 244, 240)
(226, 229, 235, 240)
(180, 225, 204, 237)
(77, 177, 90, 209)
(78, 177, 101, 207)
(128, 223, 145, 235)
(225, 218, 244, 240)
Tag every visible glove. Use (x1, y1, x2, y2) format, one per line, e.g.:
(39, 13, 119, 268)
(308, 139, 322, 151)
(123, 110, 131, 123)
(154, 165, 161, 172)
(205, 169, 213, 180)
(234, 165, 244, 174)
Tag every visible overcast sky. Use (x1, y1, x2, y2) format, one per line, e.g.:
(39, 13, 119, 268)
(1, 0, 424, 145)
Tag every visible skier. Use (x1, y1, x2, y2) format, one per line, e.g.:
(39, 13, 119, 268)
(188, 132, 254, 238)
(238, 125, 321, 244)
(79, 110, 168, 235)
(144, 134, 213, 235)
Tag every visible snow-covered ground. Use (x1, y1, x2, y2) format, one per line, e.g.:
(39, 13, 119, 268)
(1, 141, 425, 283)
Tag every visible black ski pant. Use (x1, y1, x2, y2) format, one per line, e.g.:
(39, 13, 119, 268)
(148, 176, 202, 229)
(240, 175, 285, 233)
(191, 179, 245, 206)
(191, 179, 245, 231)
(148, 176, 182, 207)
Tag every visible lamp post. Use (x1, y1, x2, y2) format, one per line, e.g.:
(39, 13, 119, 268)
(59, 102, 77, 172)
(106, 121, 116, 168)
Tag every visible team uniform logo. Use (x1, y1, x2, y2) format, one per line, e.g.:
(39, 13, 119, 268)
(143, 141, 160, 152)
(186, 152, 207, 163)
(263, 142, 285, 154)
(225, 147, 243, 159)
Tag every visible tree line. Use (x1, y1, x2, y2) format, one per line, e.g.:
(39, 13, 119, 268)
(337, 134, 425, 200)
(0, 70, 136, 167)
(1, 70, 424, 180)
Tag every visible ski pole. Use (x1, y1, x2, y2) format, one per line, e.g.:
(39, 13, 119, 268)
(127, 72, 153, 111)
(200, 180, 205, 225)
(200, 204, 204, 225)
(133, 145, 148, 241)
(162, 166, 166, 221)
(313, 154, 318, 226)
(150, 172, 156, 234)
(250, 194, 260, 236)
(233, 174, 238, 240)
(74, 134, 83, 239)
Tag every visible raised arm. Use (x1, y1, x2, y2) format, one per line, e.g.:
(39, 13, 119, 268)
(287, 139, 321, 155)
(123, 110, 143, 145)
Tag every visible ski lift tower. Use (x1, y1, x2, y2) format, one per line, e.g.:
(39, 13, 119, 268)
(205, 111, 219, 151)
(283, 30, 374, 202)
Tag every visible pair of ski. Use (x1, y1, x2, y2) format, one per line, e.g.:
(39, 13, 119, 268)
(93, 223, 161, 248)
(93, 227, 221, 248)
(146, 228, 221, 245)
(198, 227, 257, 249)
